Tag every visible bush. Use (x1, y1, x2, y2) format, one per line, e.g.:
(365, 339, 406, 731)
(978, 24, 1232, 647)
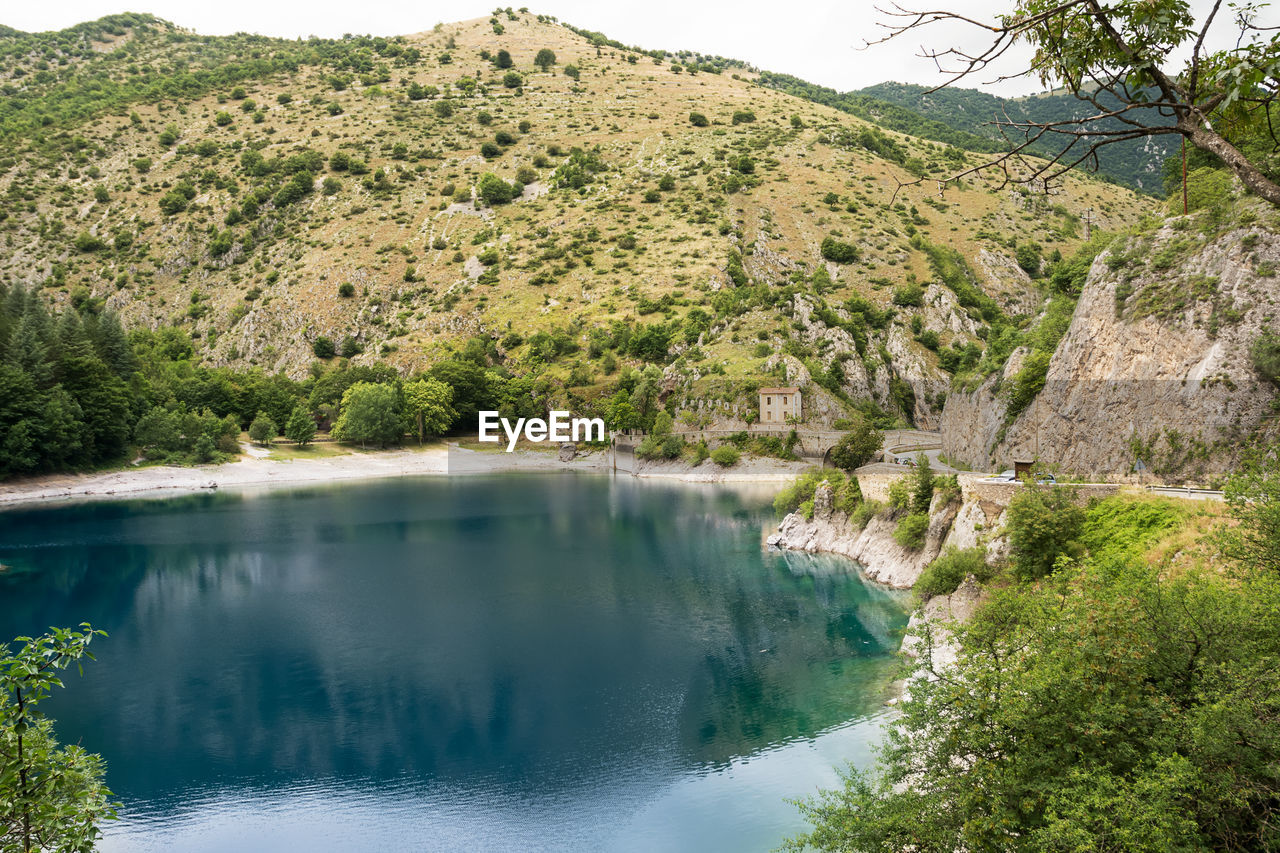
(312, 336, 336, 358)
(711, 446, 741, 467)
(494, 49, 513, 69)
(564, 64, 580, 80)
(829, 420, 883, 470)
(248, 411, 277, 445)
(731, 109, 756, 124)
(1008, 485, 1085, 579)
(502, 71, 523, 88)
(534, 48, 557, 70)
(892, 283, 925, 307)
(495, 130, 515, 146)
(915, 547, 989, 598)
(689, 112, 709, 127)
(820, 236, 859, 263)
(1251, 328, 1280, 386)
(476, 172, 519, 205)
(893, 512, 929, 549)
(480, 141, 502, 159)
(850, 499, 882, 530)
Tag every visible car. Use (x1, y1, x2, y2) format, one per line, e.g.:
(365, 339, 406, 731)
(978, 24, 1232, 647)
(998, 470, 1017, 481)
(1034, 472, 1057, 485)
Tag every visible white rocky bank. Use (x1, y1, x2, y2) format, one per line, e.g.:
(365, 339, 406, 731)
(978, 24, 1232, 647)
(767, 481, 1008, 662)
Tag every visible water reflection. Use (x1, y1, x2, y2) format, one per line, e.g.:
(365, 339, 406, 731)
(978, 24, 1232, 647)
(0, 474, 908, 851)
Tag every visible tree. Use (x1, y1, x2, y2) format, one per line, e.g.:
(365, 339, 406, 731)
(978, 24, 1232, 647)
(502, 71, 523, 89)
(248, 411, 277, 445)
(1222, 451, 1280, 574)
(1007, 483, 1085, 579)
(787, 557, 1280, 852)
(330, 381, 404, 448)
(403, 377, 456, 443)
(872, 0, 1280, 205)
(494, 49, 513, 69)
(689, 112, 709, 127)
(312, 336, 335, 359)
(534, 48, 556, 71)
(563, 64, 580, 80)
(284, 404, 316, 446)
(1, 625, 115, 853)
(829, 419, 883, 471)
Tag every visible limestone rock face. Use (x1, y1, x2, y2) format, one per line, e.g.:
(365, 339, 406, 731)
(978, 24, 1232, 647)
(901, 575, 988, 668)
(942, 223, 1280, 480)
(558, 442, 576, 462)
(767, 484, 958, 589)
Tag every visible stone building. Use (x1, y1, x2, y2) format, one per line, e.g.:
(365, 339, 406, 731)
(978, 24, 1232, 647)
(759, 387, 801, 425)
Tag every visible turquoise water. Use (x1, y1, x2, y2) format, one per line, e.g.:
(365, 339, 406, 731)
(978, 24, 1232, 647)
(0, 474, 909, 852)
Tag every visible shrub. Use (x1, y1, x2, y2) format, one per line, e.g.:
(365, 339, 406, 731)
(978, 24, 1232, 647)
(476, 172, 518, 205)
(888, 476, 912, 511)
(312, 336, 336, 358)
(689, 112, 709, 127)
(502, 71, 523, 89)
(915, 547, 989, 598)
(1008, 485, 1085, 579)
(215, 111, 233, 126)
(494, 130, 515, 146)
(248, 411, 277, 445)
(829, 420, 883, 470)
(338, 283, 355, 298)
(850, 499, 882, 530)
(731, 109, 756, 124)
(564, 64, 580, 80)
(711, 446, 740, 467)
(494, 49, 513, 69)
(74, 231, 106, 253)
(820, 236, 859, 264)
(480, 142, 502, 159)
(893, 512, 929, 549)
(534, 48, 557, 70)
(433, 100, 454, 118)
(892, 283, 924, 308)
(1251, 328, 1280, 386)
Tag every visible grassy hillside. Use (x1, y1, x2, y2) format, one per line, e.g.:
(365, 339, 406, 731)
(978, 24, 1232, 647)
(0, 11, 1149, 432)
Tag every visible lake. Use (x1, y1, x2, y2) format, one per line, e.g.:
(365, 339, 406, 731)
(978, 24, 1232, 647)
(0, 474, 909, 852)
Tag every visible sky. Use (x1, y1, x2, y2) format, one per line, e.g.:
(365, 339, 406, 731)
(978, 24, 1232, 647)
(4, 0, 1275, 97)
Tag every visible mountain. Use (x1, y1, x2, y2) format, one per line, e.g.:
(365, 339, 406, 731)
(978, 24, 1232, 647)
(0, 11, 1149, 442)
(854, 82, 1178, 195)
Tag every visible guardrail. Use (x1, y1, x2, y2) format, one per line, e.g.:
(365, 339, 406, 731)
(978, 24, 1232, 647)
(1145, 485, 1225, 500)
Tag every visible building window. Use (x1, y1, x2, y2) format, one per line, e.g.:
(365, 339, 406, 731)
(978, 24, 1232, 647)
(766, 396, 772, 405)
(781, 396, 787, 405)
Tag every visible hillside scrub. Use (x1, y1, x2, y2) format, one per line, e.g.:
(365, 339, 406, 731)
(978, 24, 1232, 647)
(791, 460, 1280, 851)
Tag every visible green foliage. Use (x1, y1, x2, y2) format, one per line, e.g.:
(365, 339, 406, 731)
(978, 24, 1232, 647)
(1251, 328, 1280, 386)
(284, 404, 316, 446)
(502, 71, 523, 89)
(689, 112, 709, 127)
(312, 336, 336, 359)
(403, 377, 456, 441)
(893, 511, 929, 549)
(475, 172, 520, 205)
(890, 283, 923, 307)
(534, 48, 557, 70)
(828, 419, 883, 470)
(710, 445, 740, 467)
(915, 546, 989, 598)
(774, 469, 862, 517)
(1004, 350, 1051, 421)
(551, 147, 607, 189)
(788, 551, 1280, 852)
(330, 381, 404, 448)
(1222, 452, 1280, 576)
(1007, 485, 1085, 579)
(1, 625, 115, 853)
(248, 410, 277, 445)
(819, 236, 859, 264)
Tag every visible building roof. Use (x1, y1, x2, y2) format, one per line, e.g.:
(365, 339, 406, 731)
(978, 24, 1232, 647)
(758, 387, 800, 394)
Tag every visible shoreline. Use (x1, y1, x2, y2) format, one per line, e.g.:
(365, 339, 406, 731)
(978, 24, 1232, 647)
(0, 443, 811, 510)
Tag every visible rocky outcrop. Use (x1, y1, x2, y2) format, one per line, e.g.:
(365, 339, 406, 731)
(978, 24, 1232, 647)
(900, 576, 987, 669)
(942, 219, 1280, 481)
(767, 484, 959, 589)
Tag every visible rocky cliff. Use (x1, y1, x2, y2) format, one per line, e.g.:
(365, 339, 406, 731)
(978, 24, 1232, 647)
(941, 212, 1280, 481)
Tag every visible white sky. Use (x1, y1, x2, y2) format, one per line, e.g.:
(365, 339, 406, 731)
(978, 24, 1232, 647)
(5, 1, 1275, 97)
